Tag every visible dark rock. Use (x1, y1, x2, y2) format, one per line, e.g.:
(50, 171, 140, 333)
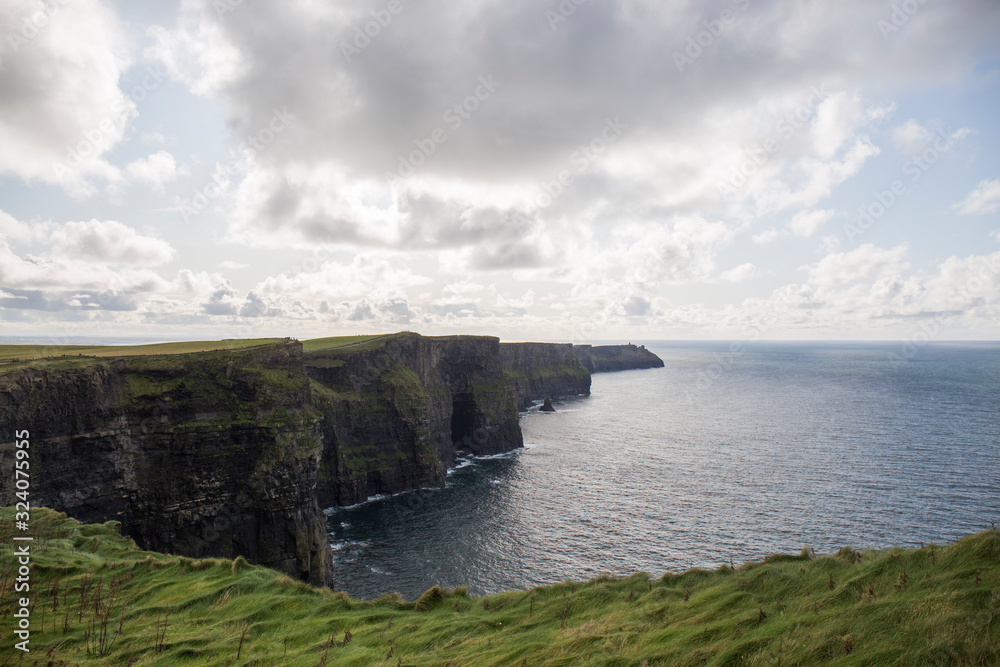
(570, 344, 664, 373)
(305, 333, 523, 508)
(0, 341, 332, 586)
(540, 398, 556, 412)
(499, 342, 591, 410)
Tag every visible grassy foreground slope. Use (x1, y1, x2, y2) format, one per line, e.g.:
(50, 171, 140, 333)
(1, 509, 997, 666)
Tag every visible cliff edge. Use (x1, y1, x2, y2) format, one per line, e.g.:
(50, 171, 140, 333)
(571, 343, 665, 373)
(0, 341, 331, 585)
(0, 333, 663, 587)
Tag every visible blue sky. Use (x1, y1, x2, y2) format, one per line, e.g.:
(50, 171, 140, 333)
(1, 0, 999, 342)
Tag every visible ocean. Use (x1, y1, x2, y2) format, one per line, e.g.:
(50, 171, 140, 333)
(328, 341, 1000, 600)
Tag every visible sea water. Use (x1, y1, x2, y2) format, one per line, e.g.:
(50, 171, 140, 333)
(326, 342, 1000, 599)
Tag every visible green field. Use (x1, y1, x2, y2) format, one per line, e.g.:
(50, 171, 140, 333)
(0, 334, 402, 363)
(0, 339, 283, 361)
(301, 334, 396, 352)
(1, 508, 997, 666)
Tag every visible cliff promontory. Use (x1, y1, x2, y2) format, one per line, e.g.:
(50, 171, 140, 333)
(0, 341, 331, 585)
(0, 333, 663, 586)
(304, 333, 522, 507)
(571, 343, 665, 373)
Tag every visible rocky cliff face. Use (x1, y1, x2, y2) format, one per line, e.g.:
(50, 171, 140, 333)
(499, 342, 592, 410)
(571, 344, 665, 373)
(0, 334, 662, 587)
(0, 342, 332, 586)
(305, 333, 523, 507)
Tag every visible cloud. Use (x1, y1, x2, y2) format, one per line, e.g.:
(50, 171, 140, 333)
(123, 151, 183, 192)
(0, 0, 133, 195)
(952, 179, 1000, 216)
(0, 209, 33, 242)
(754, 209, 836, 244)
(753, 228, 783, 245)
(253, 254, 432, 305)
(802, 244, 910, 287)
(720, 263, 758, 283)
(789, 209, 835, 238)
(144, 2, 247, 96)
(50, 220, 174, 265)
(146, 0, 999, 260)
(0, 239, 170, 293)
(891, 119, 935, 154)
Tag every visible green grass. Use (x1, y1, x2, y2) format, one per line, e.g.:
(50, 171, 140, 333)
(0, 339, 283, 362)
(301, 334, 397, 352)
(2, 509, 997, 665)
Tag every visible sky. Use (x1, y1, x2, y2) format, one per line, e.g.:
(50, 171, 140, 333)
(1, 0, 999, 343)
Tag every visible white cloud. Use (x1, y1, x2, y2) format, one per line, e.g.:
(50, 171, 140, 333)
(4, 0, 1000, 340)
(720, 263, 758, 283)
(810, 93, 866, 159)
(123, 151, 182, 191)
(789, 209, 835, 238)
(50, 220, 174, 266)
(0, 209, 33, 242)
(443, 280, 485, 296)
(891, 119, 935, 155)
(750, 209, 834, 245)
(0, 239, 170, 293)
(952, 179, 1000, 216)
(144, 1, 247, 96)
(0, 0, 133, 195)
(254, 254, 432, 305)
(144, 0, 994, 261)
(802, 244, 910, 287)
(753, 228, 784, 245)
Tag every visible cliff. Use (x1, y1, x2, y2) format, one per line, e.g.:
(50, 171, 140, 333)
(0, 333, 662, 587)
(498, 342, 665, 409)
(305, 333, 522, 507)
(499, 342, 591, 410)
(0, 342, 331, 585)
(571, 343, 665, 373)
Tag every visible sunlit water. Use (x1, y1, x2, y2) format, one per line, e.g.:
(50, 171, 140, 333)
(326, 342, 1000, 599)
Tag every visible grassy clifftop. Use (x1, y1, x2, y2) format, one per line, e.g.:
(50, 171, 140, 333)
(2, 509, 997, 666)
